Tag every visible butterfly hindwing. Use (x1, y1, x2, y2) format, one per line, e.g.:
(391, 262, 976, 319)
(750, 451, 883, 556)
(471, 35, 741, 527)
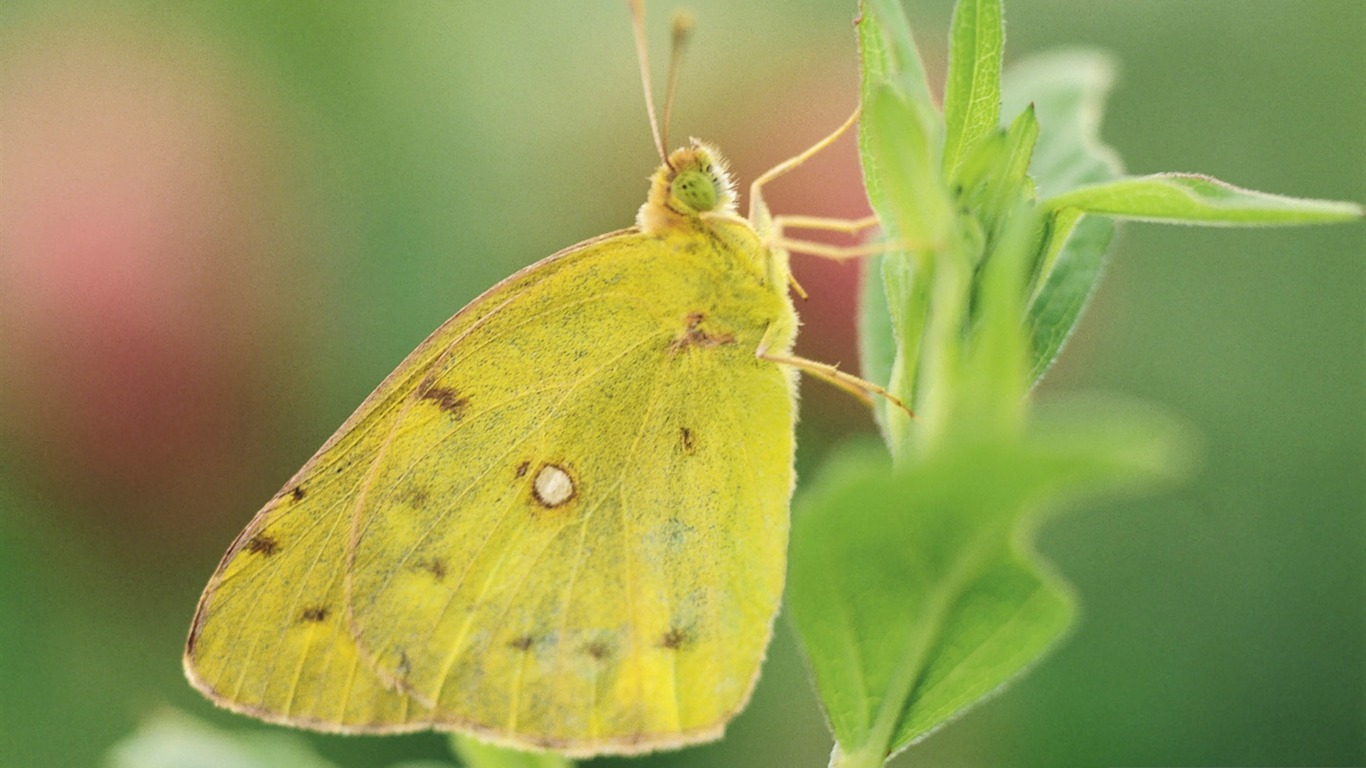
(347, 230, 794, 752)
(186, 227, 796, 754)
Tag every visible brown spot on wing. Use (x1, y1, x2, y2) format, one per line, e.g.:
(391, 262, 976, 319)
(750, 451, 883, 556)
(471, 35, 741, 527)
(659, 627, 689, 650)
(417, 557, 447, 582)
(515, 461, 530, 478)
(300, 605, 329, 623)
(245, 534, 279, 556)
(289, 486, 306, 501)
(666, 312, 736, 355)
(404, 485, 430, 509)
(419, 384, 468, 417)
(508, 634, 535, 652)
(585, 641, 611, 660)
(679, 427, 695, 455)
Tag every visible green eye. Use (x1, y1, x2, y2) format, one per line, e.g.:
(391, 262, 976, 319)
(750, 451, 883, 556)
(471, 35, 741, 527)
(671, 169, 718, 212)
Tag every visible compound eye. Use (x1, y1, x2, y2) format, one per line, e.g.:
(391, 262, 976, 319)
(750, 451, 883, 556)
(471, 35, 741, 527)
(670, 169, 718, 212)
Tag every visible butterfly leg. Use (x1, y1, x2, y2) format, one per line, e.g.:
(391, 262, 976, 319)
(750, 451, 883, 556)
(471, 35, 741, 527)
(755, 326, 914, 417)
(774, 214, 880, 236)
(762, 214, 901, 298)
(769, 213, 933, 261)
(769, 236, 908, 262)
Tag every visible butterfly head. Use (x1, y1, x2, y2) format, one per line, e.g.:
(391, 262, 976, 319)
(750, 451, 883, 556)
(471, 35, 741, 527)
(638, 139, 738, 234)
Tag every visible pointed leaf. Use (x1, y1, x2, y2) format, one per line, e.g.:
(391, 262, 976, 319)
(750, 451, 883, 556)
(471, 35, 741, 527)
(1001, 50, 1123, 384)
(1001, 49, 1122, 196)
(1045, 173, 1364, 225)
(1026, 212, 1112, 384)
(942, 0, 1004, 181)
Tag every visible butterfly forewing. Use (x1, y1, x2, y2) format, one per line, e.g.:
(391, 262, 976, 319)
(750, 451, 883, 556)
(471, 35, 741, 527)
(184, 232, 633, 730)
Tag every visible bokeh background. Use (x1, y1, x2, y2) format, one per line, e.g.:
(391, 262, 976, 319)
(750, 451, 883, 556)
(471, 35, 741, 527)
(1, 1, 1360, 766)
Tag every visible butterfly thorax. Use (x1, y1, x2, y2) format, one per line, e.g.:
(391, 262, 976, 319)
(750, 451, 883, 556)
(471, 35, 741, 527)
(635, 140, 796, 356)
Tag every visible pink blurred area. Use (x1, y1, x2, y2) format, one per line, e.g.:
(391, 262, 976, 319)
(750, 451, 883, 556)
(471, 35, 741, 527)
(0, 11, 325, 551)
(0, 5, 878, 562)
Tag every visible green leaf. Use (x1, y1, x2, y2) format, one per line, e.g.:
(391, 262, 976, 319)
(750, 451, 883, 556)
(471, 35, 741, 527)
(1000, 50, 1123, 384)
(863, 84, 952, 250)
(857, 2, 955, 452)
(997, 106, 1040, 193)
(857, 254, 897, 443)
(954, 106, 1042, 334)
(942, 0, 1004, 182)
(860, 0, 935, 110)
(105, 711, 341, 768)
(968, 104, 1041, 231)
(1045, 173, 1364, 225)
(857, 2, 950, 251)
(1026, 211, 1113, 383)
(955, 202, 1037, 437)
(788, 404, 1190, 767)
(449, 735, 572, 768)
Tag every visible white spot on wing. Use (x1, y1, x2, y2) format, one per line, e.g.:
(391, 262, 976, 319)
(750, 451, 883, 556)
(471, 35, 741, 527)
(532, 464, 575, 508)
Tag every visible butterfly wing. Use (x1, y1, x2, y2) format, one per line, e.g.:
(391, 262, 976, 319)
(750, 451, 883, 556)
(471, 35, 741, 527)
(182, 232, 629, 731)
(185, 227, 797, 754)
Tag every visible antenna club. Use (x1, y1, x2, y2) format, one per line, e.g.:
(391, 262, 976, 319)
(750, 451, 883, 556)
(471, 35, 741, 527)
(671, 10, 696, 37)
(633, 0, 696, 169)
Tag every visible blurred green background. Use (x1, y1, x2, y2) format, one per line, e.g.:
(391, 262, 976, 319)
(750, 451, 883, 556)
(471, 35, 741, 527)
(0, 1, 1359, 766)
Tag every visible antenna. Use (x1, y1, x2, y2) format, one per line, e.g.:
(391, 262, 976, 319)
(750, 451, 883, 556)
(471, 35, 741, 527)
(628, 0, 668, 166)
(661, 10, 695, 157)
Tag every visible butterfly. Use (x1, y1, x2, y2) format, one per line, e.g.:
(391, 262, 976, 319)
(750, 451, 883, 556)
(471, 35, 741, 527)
(184, 1, 897, 756)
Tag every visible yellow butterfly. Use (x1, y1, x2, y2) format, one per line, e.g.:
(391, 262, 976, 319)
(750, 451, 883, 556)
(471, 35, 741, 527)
(185, 2, 896, 757)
